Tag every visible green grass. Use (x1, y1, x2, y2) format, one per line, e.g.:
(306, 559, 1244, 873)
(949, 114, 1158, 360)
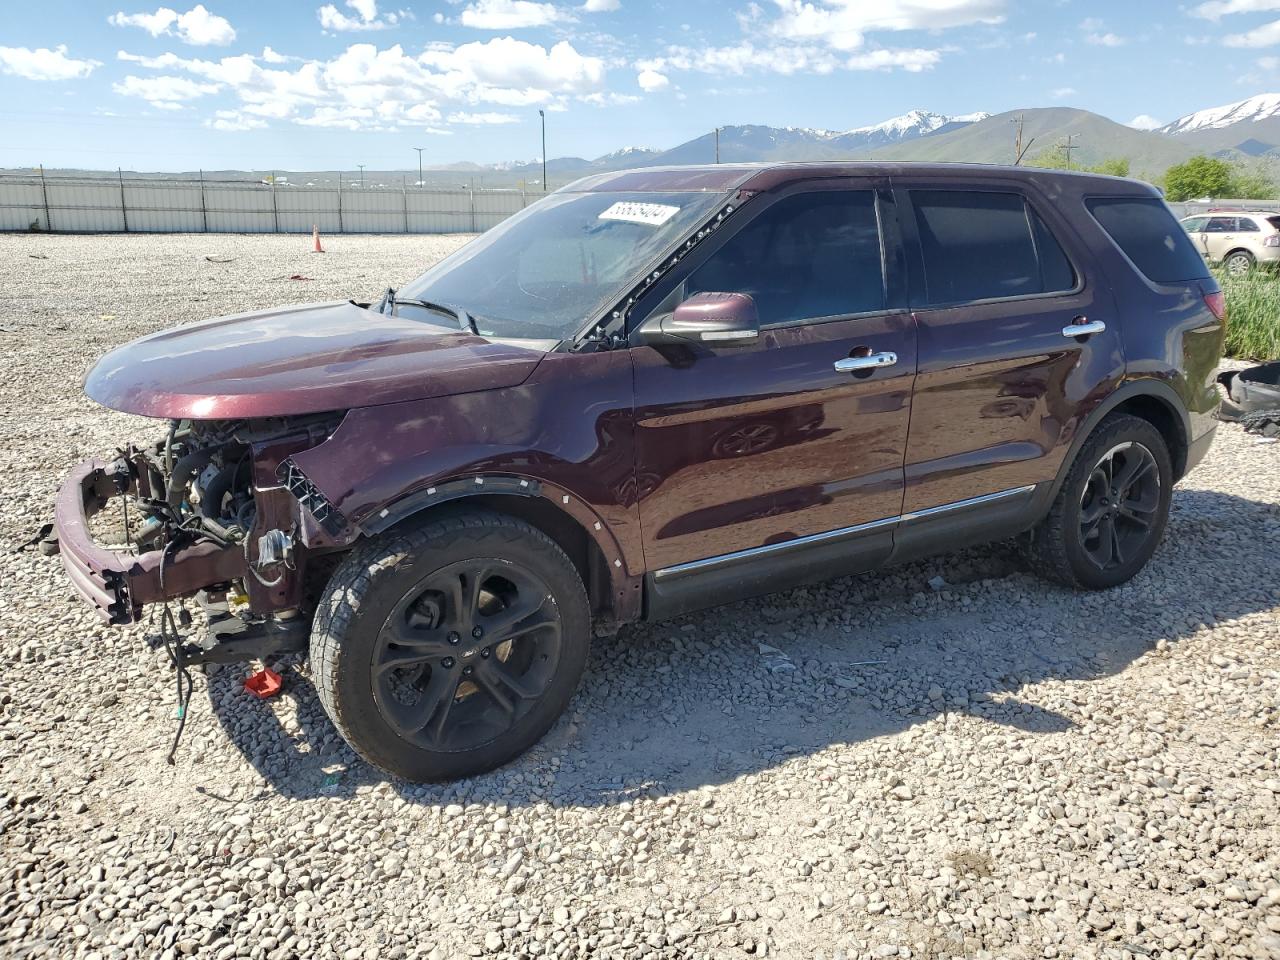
(1213, 267, 1280, 361)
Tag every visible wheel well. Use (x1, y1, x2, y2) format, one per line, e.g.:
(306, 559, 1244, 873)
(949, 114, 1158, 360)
(1108, 394, 1188, 480)
(1225, 247, 1255, 261)
(386, 494, 614, 622)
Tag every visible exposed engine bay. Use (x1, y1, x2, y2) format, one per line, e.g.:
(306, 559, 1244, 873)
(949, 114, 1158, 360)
(51, 414, 344, 655)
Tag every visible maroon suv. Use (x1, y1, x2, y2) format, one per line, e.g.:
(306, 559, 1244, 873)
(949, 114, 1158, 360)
(52, 163, 1225, 781)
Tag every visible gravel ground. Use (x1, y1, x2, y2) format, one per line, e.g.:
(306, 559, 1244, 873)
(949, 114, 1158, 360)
(1, 233, 1278, 960)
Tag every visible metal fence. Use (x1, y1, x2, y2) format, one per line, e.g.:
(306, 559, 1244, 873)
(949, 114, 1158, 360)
(0, 173, 535, 234)
(1168, 199, 1280, 219)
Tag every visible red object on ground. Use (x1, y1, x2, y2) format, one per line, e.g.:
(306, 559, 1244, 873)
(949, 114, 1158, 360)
(313, 224, 325, 254)
(244, 667, 283, 699)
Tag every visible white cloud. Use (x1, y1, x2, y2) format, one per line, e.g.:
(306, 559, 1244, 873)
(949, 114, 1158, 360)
(115, 38, 606, 130)
(0, 44, 101, 81)
(458, 0, 571, 29)
(637, 67, 668, 90)
(1191, 0, 1280, 19)
(768, 0, 1004, 52)
(846, 47, 942, 71)
(206, 109, 267, 130)
(643, 38, 942, 78)
(648, 42, 838, 76)
(1128, 114, 1164, 130)
(317, 0, 406, 31)
(109, 5, 236, 45)
(447, 110, 520, 123)
(1051, 86, 1077, 99)
(1224, 18, 1280, 45)
(1079, 17, 1125, 46)
(113, 73, 221, 107)
(582, 0, 620, 9)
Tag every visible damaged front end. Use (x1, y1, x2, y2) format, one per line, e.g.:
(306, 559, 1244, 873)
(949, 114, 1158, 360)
(52, 414, 344, 663)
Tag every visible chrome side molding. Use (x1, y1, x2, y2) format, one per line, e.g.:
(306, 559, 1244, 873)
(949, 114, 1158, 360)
(652, 484, 1037, 582)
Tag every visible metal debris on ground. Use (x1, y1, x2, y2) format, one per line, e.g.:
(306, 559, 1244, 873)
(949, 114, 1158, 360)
(757, 642, 796, 674)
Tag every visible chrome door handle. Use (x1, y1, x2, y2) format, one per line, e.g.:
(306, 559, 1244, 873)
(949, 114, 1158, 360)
(1062, 319, 1106, 338)
(834, 351, 898, 373)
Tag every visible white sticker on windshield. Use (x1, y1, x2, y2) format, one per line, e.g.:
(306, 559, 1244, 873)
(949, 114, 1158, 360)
(598, 201, 680, 226)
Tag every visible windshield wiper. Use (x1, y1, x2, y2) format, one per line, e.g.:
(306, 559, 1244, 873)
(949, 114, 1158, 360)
(379, 287, 479, 336)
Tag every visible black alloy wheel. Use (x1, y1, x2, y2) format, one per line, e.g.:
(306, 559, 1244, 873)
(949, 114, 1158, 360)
(1077, 441, 1162, 572)
(371, 559, 562, 752)
(1022, 413, 1173, 590)
(312, 509, 590, 782)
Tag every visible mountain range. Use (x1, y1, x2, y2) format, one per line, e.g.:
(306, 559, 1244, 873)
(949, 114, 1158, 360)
(477, 95, 1280, 183)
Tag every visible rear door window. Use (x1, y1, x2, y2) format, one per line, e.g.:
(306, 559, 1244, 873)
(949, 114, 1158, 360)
(1087, 197, 1212, 283)
(909, 190, 1077, 306)
(685, 190, 886, 325)
(1237, 217, 1261, 232)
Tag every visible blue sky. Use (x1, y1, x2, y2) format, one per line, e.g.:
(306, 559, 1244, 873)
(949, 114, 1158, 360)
(3, 0, 1280, 171)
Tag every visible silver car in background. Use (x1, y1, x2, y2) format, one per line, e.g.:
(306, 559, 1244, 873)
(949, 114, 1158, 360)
(1180, 210, 1280, 275)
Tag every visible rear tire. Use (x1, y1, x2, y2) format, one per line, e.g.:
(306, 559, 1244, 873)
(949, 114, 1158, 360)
(1022, 414, 1172, 590)
(311, 509, 590, 782)
(1225, 249, 1255, 276)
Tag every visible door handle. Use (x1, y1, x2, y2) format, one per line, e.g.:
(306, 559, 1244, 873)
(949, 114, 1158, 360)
(1062, 319, 1106, 339)
(833, 351, 897, 373)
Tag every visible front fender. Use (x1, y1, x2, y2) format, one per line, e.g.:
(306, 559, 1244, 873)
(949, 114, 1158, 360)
(285, 349, 643, 595)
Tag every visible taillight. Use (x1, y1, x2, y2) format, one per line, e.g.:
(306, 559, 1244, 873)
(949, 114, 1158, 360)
(1204, 290, 1227, 321)
(1266, 235, 1280, 247)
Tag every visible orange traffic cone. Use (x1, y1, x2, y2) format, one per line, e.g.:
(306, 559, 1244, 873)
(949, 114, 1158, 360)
(312, 224, 325, 253)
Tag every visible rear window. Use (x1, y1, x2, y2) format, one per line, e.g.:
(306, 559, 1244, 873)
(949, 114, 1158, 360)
(1267, 216, 1280, 231)
(1087, 197, 1210, 284)
(910, 190, 1076, 305)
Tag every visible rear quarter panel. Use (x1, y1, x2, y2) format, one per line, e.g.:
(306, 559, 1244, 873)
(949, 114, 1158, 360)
(1073, 189, 1225, 448)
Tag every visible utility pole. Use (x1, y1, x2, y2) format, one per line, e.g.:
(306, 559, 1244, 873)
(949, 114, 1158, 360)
(1011, 113, 1036, 166)
(413, 147, 424, 187)
(715, 126, 721, 164)
(1059, 134, 1079, 170)
(357, 163, 365, 187)
(539, 109, 547, 192)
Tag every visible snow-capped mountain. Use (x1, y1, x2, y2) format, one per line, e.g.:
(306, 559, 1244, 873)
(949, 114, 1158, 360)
(591, 146, 663, 169)
(834, 109, 991, 148)
(475, 108, 990, 174)
(1160, 94, 1280, 134)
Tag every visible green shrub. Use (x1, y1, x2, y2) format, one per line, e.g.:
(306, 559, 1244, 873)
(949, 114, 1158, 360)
(1213, 267, 1280, 360)
(1164, 156, 1275, 201)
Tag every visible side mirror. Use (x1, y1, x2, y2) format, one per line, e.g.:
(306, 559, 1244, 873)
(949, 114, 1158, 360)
(634, 292, 760, 347)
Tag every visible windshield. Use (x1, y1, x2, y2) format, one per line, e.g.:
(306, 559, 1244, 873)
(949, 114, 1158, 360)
(398, 190, 731, 340)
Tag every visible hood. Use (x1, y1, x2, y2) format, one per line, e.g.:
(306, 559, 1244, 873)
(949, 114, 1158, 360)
(84, 300, 547, 419)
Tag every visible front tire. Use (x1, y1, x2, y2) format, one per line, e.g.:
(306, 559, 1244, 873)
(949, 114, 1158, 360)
(1023, 414, 1173, 590)
(311, 509, 590, 782)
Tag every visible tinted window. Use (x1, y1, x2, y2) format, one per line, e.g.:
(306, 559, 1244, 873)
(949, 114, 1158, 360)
(1205, 218, 1234, 232)
(1181, 216, 1208, 232)
(686, 191, 884, 324)
(1237, 217, 1261, 232)
(911, 190, 1076, 305)
(1268, 216, 1280, 231)
(1087, 197, 1212, 283)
